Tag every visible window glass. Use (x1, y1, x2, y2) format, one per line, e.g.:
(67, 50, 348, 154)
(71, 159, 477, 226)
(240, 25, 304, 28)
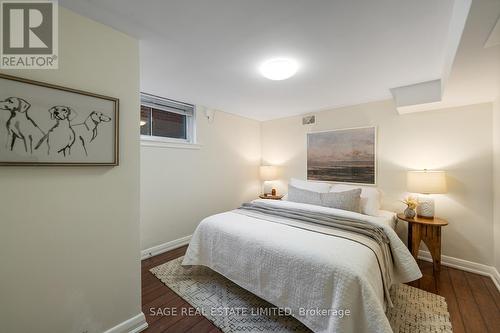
(140, 105, 151, 136)
(151, 108, 186, 139)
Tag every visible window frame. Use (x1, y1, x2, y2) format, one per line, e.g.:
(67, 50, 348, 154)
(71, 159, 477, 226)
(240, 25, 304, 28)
(140, 92, 197, 146)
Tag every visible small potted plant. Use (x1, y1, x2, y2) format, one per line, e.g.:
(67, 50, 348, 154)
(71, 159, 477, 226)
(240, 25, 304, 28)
(401, 197, 418, 219)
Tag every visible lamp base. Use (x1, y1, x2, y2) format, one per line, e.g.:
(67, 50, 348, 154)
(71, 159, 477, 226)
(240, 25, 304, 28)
(417, 195, 435, 218)
(263, 188, 277, 196)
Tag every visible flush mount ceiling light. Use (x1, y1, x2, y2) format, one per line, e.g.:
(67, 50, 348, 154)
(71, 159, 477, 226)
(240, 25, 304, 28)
(259, 58, 299, 81)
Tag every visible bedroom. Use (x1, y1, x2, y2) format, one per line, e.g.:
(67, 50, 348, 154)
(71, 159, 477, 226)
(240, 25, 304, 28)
(0, 0, 499, 332)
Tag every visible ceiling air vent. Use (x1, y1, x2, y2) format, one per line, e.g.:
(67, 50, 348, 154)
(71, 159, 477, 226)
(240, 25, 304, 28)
(302, 115, 315, 125)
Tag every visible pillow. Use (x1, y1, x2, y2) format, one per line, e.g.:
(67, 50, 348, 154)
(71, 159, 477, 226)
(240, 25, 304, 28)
(287, 185, 362, 213)
(321, 188, 362, 213)
(289, 178, 331, 193)
(330, 184, 381, 216)
(287, 184, 322, 206)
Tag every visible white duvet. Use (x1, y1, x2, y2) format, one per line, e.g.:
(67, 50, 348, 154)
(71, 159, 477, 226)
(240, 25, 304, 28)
(182, 199, 421, 333)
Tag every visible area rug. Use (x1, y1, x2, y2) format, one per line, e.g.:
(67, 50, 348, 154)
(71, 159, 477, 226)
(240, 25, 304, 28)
(150, 257, 452, 333)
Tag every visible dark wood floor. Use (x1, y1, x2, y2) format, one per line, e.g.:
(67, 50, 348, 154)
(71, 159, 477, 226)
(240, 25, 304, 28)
(142, 245, 500, 333)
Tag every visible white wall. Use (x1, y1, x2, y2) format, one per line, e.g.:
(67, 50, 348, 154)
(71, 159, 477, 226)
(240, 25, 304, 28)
(494, 97, 500, 271)
(140, 109, 261, 251)
(262, 100, 494, 266)
(494, 41, 500, 273)
(0, 8, 142, 333)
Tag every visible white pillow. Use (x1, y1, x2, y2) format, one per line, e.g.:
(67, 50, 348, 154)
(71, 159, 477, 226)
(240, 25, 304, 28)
(330, 184, 381, 216)
(289, 178, 331, 193)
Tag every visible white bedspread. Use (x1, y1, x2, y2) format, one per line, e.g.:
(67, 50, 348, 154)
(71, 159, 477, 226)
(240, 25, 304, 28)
(182, 199, 421, 333)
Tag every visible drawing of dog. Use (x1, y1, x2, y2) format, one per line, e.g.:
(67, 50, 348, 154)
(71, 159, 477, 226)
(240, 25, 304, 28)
(36, 106, 76, 156)
(0, 97, 45, 153)
(72, 111, 112, 156)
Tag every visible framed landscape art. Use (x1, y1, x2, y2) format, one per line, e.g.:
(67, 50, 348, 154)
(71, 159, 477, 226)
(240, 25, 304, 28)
(307, 126, 376, 185)
(0, 74, 119, 166)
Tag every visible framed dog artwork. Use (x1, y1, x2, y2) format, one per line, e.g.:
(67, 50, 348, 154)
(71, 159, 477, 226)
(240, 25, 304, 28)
(0, 74, 119, 166)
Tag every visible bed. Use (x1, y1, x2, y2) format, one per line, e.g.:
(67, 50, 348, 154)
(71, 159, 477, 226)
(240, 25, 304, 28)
(182, 198, 421, 333)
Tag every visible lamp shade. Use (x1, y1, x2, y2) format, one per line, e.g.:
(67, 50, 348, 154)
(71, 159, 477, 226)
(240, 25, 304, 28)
(260, 165, 278, 181)
(407, 170, 447, 194)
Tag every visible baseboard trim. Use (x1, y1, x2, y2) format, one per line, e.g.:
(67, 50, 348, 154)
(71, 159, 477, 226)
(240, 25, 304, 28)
(103, 312, 148, 333)
(418, 250, 500, 291)
(141, 235, 192, 260)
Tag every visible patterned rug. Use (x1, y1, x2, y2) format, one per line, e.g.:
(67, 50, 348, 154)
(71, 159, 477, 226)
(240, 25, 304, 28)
(150, 257, 453, 333)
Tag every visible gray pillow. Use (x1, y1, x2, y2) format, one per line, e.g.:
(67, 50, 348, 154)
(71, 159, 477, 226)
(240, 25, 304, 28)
(288, 185, 361, 213)
(320, 188, 362, 213)
(287, 184, 323, 206)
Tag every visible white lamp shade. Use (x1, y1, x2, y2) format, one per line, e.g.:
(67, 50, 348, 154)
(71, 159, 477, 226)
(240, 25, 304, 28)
(260, 165, 278, 181)
(407, 170, 447, 194)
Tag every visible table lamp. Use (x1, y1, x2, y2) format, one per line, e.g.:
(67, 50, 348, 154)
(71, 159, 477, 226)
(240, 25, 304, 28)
(407, 170, 447, 218)
(260, 165, 278, 196)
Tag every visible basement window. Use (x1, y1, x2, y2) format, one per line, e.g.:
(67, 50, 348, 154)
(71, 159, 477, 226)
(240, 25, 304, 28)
(140, 93, 196, 145)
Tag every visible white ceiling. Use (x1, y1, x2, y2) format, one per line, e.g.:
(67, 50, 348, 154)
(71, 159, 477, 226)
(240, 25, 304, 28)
(60, 0, 498, 121)
(434, 0, 500, 109)
(396, 0, 500, 114)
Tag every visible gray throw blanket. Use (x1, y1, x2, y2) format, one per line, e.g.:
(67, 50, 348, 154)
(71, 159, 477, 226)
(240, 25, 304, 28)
(237, 202, 395, 307)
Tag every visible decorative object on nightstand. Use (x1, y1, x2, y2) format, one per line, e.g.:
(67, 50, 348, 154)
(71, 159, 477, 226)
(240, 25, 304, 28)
(401, 196, 418, 219)
(259, 194, 284, 200)
(407, 170, 447, 218)
(260, 165, 279, 196)
(397, 214, 448, 291)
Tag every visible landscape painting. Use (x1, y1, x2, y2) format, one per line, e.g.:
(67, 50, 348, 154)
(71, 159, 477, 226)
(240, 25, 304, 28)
(307, 127, 376, 184)
(0, 74, 118, 166)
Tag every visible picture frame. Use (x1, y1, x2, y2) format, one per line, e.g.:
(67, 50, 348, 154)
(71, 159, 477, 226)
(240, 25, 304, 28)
(0, 74, 119, 166)
(307, 126, 377, 185)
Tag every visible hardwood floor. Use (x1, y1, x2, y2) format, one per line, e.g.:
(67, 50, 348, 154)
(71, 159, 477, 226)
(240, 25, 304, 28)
(142, 245, 500, 333)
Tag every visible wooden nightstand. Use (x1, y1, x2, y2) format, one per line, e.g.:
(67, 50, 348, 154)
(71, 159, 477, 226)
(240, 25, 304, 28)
(397, 214, 448, 290)
(259, 194, 283, 200)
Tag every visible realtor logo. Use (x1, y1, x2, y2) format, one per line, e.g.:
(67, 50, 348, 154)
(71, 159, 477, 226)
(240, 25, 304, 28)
(1, 0, 58, 69)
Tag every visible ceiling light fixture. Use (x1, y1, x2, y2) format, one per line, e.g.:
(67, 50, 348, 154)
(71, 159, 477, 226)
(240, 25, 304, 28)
(259, 58, 299, 81)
